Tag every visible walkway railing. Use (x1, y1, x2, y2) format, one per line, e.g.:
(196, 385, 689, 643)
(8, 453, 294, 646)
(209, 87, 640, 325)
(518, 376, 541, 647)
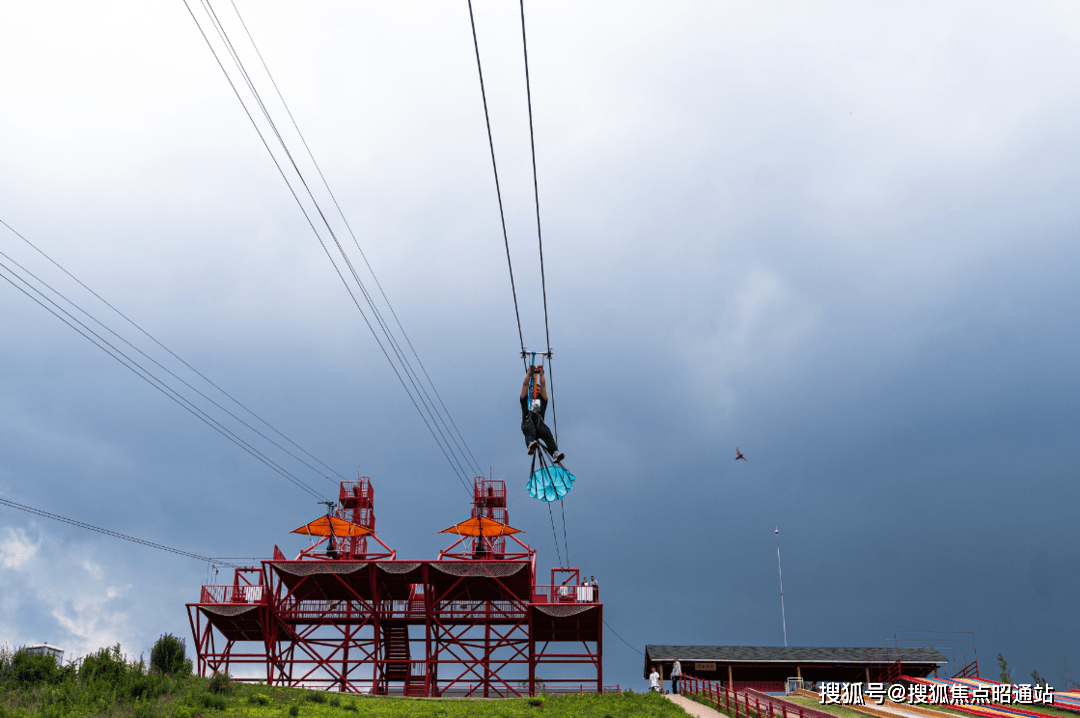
(681, 675, 838, 718)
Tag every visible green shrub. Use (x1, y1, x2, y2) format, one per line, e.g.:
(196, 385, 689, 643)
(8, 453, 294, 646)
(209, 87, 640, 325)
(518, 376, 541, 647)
(342, 701, 358, 712)
(207, 671, 230, 694)
(288, 704, 300, 717)
(150, 635, 191, 677)
(9, 649, 67, 687)
(248, 693, 270, 705)
(305, 691, 327, 703)
(329, 695, 341, 707)
(79, 645, 129, 686)
(199, 693, 226, 710)
(528, 697, 544, 706)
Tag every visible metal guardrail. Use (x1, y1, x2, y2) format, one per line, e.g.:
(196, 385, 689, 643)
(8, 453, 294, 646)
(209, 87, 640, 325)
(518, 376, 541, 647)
(533, 584, 599, 604)
(200, 585, 264, 604)
(681, 674, 839, 718)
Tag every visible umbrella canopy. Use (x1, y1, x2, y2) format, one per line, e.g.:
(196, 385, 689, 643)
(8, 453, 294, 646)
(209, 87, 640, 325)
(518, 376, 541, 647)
(438, 516, 522, 538)
(291, 514, 372, 538)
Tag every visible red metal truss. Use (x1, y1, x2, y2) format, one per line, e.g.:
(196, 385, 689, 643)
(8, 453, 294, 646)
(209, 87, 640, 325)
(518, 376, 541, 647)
(187, 476, 602, 695)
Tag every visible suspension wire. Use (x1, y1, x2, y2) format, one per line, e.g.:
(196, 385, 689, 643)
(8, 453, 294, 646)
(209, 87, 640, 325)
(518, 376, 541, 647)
(467, 0, 527, 368)
(560, 498, 569, 567)
(603, 618, 645, 655)
(518, 0, 552, 361)
(181, 0, 475, 494)
(546, 502, 563, 568)
(518, 0, 570, 569)
(200, 0, 479, 485)
(0, 261, 327, 501)
(0, 230, 339, 487)
(224, 1, 484, 478)
(0, 497, 244, 569)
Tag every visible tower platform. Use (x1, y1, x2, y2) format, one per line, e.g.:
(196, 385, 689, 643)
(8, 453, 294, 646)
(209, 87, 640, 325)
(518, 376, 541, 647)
(187, 477, 601, 696)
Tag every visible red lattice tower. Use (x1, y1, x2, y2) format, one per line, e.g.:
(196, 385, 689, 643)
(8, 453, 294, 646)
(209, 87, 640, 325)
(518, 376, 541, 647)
(187, 474, 602, 696)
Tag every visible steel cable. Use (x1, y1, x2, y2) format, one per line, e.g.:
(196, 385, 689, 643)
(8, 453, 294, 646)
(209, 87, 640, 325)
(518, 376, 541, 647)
(467, 0, 527, 368)
(224, 1, 485, 479)
(0, 261, 327, 501)
(181, 0, 476, 493)
(198, 0, 479, 485)
(0, 497, 244, 568)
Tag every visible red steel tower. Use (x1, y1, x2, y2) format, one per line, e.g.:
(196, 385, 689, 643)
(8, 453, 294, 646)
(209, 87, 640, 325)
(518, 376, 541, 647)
(187, 475, 602, 695)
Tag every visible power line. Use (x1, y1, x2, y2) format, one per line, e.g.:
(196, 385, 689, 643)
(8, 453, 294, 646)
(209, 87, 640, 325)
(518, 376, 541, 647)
(0, 497, 244, 569)
(181, 0, 480, 494)
(0, 260, 328, 501)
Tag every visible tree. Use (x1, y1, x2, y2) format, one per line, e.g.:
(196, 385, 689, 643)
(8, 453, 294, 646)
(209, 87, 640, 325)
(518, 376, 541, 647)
(997, 654, 1012, 685)
(1062, 656, 1080, 690)
(1032, 670, 1046, 686)
(150, 634, 191, 676)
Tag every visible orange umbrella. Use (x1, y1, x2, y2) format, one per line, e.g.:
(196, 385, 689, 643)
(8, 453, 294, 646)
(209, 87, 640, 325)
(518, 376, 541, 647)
(291, 514, 372, 538)
(438, 516, 522, 538)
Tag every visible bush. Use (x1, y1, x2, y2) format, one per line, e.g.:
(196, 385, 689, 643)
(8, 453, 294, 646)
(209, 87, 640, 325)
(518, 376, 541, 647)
(9, 649, 68, 687)
(528, 697, 544, 706)
(289, 704, 300, 717)
(329, 695, 341, 707)
(199, 693, 226, 710)
(79, 644, 129, 686)
(248, 693, 270, 705)
(342, 701, 358, 712)
(207, 671, 230, 694)
(305, 691, 327, 703)
(150, 635, 191, 677)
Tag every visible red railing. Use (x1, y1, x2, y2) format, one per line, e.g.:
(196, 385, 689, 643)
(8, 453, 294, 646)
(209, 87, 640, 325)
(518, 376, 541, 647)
(533, 585, 599, 604)
(200, 585, 265, 604)
(681, 674, 838, 718)
(953, 659, 979, 678)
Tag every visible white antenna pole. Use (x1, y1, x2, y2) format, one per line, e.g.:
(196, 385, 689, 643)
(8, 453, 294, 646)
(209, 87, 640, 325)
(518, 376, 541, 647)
(776, 527, 788, 647)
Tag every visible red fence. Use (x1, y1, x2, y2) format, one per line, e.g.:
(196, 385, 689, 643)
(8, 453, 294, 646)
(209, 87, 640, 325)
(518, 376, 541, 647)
(681, 675, 837, 718)
(532, 584, 599, 604)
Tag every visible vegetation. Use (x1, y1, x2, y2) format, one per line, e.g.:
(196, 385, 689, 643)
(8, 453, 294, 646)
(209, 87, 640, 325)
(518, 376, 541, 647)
(997, 653, 1013, 684)
(0, 640, 685, 718)
(149, 635, 192, 678)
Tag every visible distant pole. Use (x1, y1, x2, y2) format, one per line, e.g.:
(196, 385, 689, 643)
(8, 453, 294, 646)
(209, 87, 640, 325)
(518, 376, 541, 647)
(776, 527, 788, 647)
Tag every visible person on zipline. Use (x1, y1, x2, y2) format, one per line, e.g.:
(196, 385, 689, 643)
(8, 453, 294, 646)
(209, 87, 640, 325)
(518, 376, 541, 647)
(520, 365, 564, 464)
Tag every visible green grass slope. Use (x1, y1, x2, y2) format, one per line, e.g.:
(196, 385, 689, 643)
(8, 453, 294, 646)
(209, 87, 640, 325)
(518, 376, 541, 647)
(0, 644, 686, 718)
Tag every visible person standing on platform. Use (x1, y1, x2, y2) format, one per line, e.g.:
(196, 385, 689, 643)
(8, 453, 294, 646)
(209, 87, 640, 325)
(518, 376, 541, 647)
(649, 665, 661, 692)
(671, 656, 682, 694)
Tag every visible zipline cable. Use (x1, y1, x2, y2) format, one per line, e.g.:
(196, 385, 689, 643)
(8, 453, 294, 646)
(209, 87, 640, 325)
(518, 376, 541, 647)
(0, 497, 244, 569)
(0, 226, 340, 487)
(181, 0, 476, 494)
(0, 261, 327, 501)
(467, 0, 527, 368)
(195, 0, 479, 485)
(224, 0, 485, 478)
(192, 0, 478, 490)
(518, 0, 570, 568)
(203, 0, 480, 485)
(603, 618, 645, 655)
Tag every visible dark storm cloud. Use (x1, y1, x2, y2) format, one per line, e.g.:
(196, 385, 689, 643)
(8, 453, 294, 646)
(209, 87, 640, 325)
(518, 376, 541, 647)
(1, 0, 1079, 688)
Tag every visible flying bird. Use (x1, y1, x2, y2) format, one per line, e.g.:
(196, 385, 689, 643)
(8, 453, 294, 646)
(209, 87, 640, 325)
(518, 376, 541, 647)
(735, 448, 747, 461)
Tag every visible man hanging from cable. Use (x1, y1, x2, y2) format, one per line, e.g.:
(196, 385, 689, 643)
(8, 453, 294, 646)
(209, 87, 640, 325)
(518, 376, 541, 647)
(520, 364, 564, 464)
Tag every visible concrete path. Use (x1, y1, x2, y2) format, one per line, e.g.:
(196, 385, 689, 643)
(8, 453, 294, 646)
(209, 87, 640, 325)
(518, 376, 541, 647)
(665, 693, 726, 717)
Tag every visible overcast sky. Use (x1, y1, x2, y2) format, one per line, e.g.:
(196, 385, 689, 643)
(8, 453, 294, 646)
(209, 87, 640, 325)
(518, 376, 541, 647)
(2, 0, 1079, 691)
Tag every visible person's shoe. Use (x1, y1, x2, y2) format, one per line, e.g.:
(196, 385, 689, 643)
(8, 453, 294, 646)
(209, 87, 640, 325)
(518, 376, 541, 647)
(552, 451, 565, 464)
(527, 441, 540, 455)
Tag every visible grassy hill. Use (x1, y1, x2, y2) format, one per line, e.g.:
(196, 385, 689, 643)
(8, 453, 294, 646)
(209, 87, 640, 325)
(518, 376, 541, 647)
(0, 643, 685, 718)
